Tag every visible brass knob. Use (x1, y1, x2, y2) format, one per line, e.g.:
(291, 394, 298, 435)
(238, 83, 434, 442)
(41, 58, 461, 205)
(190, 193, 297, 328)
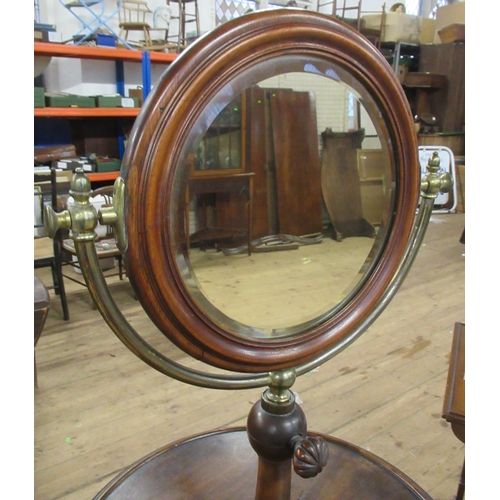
(44, 205, 71, 238)
(100, 177, 127, 252)
(420, 150, 454, 198)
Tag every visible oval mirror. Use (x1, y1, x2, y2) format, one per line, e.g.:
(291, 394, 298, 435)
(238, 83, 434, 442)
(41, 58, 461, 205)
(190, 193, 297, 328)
(176, 66, 392, 334)
(122, 10, 420, 372)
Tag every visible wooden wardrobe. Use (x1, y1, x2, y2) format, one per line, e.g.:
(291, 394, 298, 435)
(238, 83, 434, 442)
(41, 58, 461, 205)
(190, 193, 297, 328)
(216, 86, 323, 245)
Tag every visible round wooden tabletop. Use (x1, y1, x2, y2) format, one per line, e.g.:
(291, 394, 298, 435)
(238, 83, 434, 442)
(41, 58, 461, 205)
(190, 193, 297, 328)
(94, 428, 431, 500)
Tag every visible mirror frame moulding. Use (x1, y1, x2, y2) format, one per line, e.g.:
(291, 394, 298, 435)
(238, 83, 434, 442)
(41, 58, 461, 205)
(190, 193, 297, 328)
(121, 9, 420, 373)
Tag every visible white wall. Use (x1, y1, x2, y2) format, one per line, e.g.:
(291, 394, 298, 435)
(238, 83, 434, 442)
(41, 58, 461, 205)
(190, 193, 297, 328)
(37, 1, 387, 96)
(38, 0, 217, 95)
(39, 0, 215, 42)
(33, 0, 395, 94)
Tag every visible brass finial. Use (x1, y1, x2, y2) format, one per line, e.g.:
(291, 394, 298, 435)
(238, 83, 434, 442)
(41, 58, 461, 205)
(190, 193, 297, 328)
(420, 150, 453, 199)
(69, 168, 92, 202)
(427, 151, 441, 173)
(43, 168, 98, 242)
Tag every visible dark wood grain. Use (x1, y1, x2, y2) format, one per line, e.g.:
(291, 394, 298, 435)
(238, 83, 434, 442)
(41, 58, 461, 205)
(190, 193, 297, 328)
(246, 86, 273, 239)
(418, 43, 465, 133)
(34, 274, 50, 387)
(321, 128, 375, 240)
(271, 89, 323, 237)
(94, 428, 432, 500)
(442, 322, 465, 500)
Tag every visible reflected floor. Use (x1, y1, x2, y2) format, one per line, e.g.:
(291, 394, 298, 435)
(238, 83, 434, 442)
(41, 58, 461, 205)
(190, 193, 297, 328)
(188, 235, 376, 331)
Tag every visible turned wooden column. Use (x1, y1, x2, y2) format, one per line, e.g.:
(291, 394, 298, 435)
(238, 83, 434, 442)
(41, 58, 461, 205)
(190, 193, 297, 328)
(247, 371, 328, 500)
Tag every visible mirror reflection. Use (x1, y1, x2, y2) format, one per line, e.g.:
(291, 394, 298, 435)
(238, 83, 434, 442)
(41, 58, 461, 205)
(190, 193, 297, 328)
(173, 65, 395, 337)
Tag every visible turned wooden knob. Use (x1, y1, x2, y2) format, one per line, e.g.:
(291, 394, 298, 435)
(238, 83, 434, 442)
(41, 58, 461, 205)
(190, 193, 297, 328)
(291, 434, 329, 478)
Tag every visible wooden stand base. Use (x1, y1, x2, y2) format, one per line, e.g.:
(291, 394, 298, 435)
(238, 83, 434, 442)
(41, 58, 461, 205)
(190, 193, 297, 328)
(94, 428, 432, 500)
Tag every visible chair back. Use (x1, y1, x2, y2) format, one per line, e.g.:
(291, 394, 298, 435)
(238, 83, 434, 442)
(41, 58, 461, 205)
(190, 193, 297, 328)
(91, 186, 115, 239)
(119, 0, 152, 25)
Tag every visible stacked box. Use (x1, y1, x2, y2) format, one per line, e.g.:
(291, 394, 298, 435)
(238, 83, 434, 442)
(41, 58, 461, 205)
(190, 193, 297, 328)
(363, 13, 421, 44)
(95, 96, 139, 108)
(46, 94, 96, 108)
(35, 87, 45, 108)
(74, 96, 96, 108)
(56, 157, 96, 172)
(97, 34, 116, 47)
(95, 157, 121, 172)
(434, 2, 465, 44)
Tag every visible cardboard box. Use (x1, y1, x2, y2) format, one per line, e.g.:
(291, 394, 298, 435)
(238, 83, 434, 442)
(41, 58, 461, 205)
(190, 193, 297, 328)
(438, 23, 465, 43)
(420, 18, 436, 44)
(128, 87, 144, 107)
(363, 12, 421, 44)
(56, 157, 95, 173)
(434, 1, 465, 44)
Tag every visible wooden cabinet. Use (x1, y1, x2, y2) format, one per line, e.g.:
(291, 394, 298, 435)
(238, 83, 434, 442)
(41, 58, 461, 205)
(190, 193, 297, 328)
(189, 86, 323, 251)
(191, 95, 245, 176)
(245, 87, 323, 241)
(418, 42, 465, 133)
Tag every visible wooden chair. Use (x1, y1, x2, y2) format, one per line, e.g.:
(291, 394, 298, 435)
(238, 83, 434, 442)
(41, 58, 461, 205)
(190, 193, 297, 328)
(34, 168, 70, 320)
(117, 0, 173, 51)
(61, 186, 125, 288)
(316, 0, 386, 48)
(359, 3, 386, 49)
(317, 0, 362, 30)
(167, 0, 200, 52)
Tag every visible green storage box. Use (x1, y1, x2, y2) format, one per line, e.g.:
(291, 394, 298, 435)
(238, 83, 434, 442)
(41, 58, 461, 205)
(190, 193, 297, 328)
(96, 95, 139, 108)
(73, 96, 96, 108)
(46, 94, 75, 107)
(95, 157, 121, 172)
(34, 87, 45, 108)
(45, 93, 96, 108)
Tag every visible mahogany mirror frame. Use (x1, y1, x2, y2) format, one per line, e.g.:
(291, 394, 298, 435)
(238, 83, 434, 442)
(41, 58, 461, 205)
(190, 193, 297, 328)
(121, 9, 420, 373)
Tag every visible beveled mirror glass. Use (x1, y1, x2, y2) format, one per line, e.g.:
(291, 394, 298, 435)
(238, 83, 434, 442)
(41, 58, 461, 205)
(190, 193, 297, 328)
(170, 58, 394, 338)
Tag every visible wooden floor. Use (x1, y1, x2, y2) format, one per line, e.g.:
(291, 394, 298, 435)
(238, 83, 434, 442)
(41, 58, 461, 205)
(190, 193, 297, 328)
(34, 212, 465, 500)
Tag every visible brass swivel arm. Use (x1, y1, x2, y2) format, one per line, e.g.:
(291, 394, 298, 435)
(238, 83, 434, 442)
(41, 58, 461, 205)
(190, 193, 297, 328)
(44, 152, 452, 390)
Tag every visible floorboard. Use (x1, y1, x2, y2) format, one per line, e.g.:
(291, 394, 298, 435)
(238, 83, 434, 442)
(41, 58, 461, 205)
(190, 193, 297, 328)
(34, 212, 465, 500)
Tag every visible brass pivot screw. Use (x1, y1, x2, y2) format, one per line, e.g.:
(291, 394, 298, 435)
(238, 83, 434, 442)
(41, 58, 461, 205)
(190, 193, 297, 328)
(44, 169, 127, 251)
(420, 150, 454, 199)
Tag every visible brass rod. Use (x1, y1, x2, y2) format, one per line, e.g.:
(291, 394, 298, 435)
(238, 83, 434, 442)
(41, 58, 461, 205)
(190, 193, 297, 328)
(75, 196, 434, 388)
(76, 240, 271, 390)
(295, 197, 435, 376)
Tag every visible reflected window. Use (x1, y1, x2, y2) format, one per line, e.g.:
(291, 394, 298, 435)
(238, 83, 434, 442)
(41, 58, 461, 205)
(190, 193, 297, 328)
(215, 0, 256, 25)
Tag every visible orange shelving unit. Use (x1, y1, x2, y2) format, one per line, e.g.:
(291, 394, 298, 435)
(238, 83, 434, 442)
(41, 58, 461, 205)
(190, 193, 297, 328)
(34, 42, 177, 182)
